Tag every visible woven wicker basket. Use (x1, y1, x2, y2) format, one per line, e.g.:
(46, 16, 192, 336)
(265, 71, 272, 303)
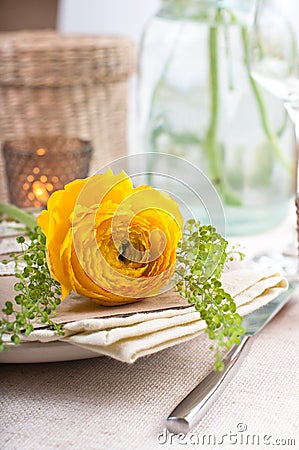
(0, 30, 135, 202)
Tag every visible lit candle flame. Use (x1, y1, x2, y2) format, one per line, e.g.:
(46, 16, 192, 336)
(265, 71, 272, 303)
(32, 180, 49, 205)
(36, 148, 46, 156)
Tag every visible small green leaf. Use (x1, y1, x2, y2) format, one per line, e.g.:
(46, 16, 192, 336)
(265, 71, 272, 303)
(3, 301, 13, 315)
(11, 335, 20, 345)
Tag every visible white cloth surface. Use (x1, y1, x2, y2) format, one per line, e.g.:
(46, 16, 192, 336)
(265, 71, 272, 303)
(3, 269, 287, 363)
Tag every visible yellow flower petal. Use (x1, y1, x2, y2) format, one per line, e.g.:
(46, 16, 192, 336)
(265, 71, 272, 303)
(38, 169, 183, 305)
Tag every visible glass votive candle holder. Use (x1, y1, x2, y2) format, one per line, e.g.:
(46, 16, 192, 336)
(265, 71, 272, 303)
(2, 136, 93, 208)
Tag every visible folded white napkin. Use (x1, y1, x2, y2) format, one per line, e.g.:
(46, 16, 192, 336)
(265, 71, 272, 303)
(15, 269, 287, 363)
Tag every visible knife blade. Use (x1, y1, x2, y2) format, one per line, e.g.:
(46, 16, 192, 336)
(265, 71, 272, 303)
(166, 281, 297, 434)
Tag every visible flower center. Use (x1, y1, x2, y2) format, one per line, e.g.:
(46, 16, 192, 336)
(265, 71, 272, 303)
(118, 241, 130, 264)
(118, 239, 146, 265)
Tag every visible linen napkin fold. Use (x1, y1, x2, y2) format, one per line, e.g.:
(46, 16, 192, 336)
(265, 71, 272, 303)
(11, 268, 287, 363)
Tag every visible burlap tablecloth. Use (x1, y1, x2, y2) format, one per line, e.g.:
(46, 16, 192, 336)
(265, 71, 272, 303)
(1, 289, 298, 450)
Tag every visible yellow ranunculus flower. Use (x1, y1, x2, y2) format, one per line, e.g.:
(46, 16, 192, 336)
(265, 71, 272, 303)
(37, 169, 183, 306)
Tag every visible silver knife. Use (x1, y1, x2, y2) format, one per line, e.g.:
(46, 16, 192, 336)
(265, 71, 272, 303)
(166, 282, 297, 434)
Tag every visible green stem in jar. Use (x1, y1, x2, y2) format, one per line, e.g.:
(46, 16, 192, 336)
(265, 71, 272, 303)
(241, 27, 292, 173)
(205, 23, 220, 181)
(204, 10, 241, 206)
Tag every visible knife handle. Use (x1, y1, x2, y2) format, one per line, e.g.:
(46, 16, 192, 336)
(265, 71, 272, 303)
(166, 334, 252, 434)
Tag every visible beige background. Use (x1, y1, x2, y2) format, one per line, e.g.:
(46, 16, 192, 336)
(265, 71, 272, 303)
(0, 0, 58, 31)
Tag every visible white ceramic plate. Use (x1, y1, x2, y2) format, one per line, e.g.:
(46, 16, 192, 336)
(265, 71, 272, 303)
(0, 341, 103, 364)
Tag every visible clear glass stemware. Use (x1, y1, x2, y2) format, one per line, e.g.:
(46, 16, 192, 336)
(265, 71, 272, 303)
(249, 0, 299, 276)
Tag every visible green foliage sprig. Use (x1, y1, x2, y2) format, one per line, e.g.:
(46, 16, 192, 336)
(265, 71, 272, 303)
(0, 226, 64, 351)
(175, 219, 245, 370)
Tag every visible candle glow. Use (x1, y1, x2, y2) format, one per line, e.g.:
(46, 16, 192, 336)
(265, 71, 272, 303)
(32, 180, 50, 205)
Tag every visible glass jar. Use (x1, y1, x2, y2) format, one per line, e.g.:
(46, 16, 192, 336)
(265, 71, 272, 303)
(138, 0, 295, 235)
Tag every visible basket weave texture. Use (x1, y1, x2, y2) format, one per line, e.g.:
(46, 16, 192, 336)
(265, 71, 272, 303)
(0, 31, 135, 201)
